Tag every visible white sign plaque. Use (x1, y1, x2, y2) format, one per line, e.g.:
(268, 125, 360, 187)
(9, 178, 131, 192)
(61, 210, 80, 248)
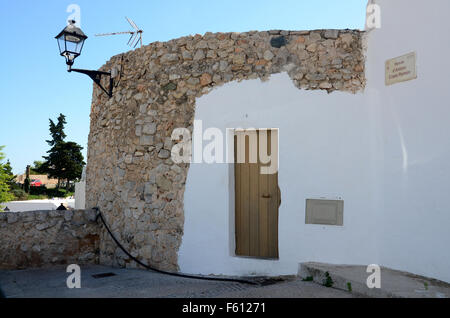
(385, 52, 417, 86)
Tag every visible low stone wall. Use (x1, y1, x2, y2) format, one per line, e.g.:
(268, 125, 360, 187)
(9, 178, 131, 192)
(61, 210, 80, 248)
(0, 210, 100, 269)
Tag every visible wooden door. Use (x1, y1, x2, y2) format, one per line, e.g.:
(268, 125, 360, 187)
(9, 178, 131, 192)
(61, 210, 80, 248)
(234, 129, 279, 259)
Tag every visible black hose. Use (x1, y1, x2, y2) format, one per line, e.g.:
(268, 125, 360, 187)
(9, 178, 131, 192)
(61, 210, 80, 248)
(93, 207, 258, 285)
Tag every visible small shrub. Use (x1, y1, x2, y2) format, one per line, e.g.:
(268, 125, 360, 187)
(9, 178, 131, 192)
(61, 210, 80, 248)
(24, 178, 30, 193)
(323, 272, 334, 288)
(11, 189, 28, 201)
(347, 282, 352, 292)
(30, 185, 47, 195)
(27, 194, 48, 200)
(302, 276, 314, 282)
(46, 188, 73, 198)
(9, 183, 22, 191)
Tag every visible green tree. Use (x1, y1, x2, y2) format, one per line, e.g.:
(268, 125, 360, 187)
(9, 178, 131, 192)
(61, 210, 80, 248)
(2, 159, 15, 186)
(40, 114, 85, 189)
(59, 142, 84, 189)
(46, 113, 67, 146)
(0, 146, 14, 208)
(29, 160, 45, 175)
(24, 177, 30, 193)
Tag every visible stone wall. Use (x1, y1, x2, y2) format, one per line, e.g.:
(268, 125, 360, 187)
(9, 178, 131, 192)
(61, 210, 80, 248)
(86, 29, 366, 271)
(0, 210, 100, 269)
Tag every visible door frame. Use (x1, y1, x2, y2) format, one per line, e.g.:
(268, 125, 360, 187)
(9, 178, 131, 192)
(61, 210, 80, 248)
(226, 128, 280, 260)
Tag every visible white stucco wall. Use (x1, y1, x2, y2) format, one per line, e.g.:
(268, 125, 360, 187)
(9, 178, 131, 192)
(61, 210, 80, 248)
(179, 0, 450, 282)
(179, 74, 377, 276)
(364, 0, 450, 282)
(75, 166, 86, 209)
(75, 181, 86, 209)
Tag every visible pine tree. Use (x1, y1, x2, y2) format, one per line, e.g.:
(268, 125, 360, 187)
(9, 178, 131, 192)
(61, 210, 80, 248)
(40, 114, 85, 189)
(46, 113, 67, 146)
(2, 160, 15, 187)
(0, 146, 14, 207)
(29, 161, 45, 175)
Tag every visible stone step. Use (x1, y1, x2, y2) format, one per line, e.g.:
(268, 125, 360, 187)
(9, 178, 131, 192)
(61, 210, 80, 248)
(298, 262, 450, 298)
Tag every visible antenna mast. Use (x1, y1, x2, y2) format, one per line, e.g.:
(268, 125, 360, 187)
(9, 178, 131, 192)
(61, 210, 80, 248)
(95, 17, 143, 48)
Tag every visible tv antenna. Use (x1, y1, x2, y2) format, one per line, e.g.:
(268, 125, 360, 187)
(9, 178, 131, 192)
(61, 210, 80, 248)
(95, 17, 143, 48)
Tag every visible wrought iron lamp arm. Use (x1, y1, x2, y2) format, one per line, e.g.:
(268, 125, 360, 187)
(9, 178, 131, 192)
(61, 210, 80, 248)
(68, 67, 113, 98)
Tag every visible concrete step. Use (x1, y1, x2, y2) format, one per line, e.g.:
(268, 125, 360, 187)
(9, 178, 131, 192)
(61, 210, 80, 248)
(298, 262, 450, 298)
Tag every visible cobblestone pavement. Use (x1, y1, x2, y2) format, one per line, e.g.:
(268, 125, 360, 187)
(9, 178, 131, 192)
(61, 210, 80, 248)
(0, 265, 354, 298)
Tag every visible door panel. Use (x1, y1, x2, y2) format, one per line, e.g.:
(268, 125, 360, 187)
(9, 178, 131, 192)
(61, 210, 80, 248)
(234, 129, 279, 259)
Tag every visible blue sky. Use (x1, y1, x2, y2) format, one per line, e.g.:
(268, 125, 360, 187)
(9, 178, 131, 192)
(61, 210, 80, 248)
(0, 0, 367, 174)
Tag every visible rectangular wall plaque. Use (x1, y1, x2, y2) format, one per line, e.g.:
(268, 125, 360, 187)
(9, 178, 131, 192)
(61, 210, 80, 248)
(385, 52, 417, 86)
(305, 199, 344, 226)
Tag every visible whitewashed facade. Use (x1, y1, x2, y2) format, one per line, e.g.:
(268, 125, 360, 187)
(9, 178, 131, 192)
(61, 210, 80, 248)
(179, 0, 450, 282)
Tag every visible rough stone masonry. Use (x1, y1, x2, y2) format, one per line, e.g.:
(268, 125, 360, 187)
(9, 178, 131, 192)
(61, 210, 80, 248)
(0, 210, 100, 269)
(86, 29, 366, 271)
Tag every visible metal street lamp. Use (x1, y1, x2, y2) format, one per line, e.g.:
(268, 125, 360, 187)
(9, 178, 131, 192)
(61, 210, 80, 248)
(55, 19, 87, 67)
(55, 20, 114, 98)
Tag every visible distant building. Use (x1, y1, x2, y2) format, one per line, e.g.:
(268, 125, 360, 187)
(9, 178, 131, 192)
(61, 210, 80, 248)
(15, 174, 59, 188)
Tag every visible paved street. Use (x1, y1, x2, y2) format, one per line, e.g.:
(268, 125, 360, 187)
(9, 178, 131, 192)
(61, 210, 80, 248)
(3, 198, 75, 212)
(0, 265, 354, 298)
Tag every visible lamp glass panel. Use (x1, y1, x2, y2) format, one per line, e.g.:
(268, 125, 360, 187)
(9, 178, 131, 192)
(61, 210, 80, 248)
(64, 34, 84, 55)
(57, 35, 66, 55)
